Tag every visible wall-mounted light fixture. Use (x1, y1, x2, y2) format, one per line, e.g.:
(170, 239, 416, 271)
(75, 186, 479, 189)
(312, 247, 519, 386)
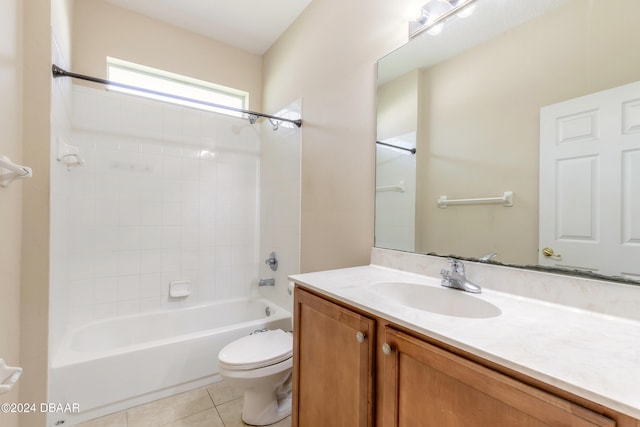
(409, 0, 478, 38)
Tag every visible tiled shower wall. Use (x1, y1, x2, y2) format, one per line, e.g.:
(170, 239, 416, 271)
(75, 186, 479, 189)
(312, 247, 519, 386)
(52, 85, 262, 334)
(375, 133, 416, 252)
(258, 102, 302, 314)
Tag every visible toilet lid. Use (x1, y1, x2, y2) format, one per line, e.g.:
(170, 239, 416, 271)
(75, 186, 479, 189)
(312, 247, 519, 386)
(218, 329, 293, 370)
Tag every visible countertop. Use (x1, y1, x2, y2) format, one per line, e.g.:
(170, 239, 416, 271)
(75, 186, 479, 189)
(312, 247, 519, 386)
(290, 264, 640, 419)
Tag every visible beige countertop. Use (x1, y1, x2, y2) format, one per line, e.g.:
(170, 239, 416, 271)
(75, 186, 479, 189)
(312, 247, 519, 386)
(290, 264, 640, 419)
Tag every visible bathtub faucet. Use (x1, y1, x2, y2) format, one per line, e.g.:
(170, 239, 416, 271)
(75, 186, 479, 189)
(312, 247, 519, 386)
(258, 278, 275, 287)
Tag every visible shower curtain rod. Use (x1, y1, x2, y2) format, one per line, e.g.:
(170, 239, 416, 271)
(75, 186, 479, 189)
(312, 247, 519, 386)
(376, 141, 416, 154)
(51, 64, 302, 128)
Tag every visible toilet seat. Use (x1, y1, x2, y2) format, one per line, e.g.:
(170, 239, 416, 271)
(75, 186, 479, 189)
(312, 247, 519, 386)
(218, 329, 292, 371)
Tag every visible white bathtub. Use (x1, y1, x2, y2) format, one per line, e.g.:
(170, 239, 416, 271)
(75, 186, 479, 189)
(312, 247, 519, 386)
(49, 298, 291, 425)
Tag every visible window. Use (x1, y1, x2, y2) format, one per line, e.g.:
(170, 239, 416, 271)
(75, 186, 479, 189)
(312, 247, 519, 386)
(106, 57, 248, 117)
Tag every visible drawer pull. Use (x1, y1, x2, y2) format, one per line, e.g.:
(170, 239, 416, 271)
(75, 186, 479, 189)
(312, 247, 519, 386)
(356, 332, 366, 343)
(382, 343, 392, 355)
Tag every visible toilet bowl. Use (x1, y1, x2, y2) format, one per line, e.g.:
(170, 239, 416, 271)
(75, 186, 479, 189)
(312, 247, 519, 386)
(218, 329, 293, 426)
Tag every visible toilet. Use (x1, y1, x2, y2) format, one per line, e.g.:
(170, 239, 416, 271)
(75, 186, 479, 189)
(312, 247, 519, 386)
(218, 329, 293, 426)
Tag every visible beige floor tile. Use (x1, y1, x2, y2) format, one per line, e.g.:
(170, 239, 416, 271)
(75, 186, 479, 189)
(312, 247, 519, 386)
(127, 387, 214, 427)
(216, 398, 291, 427)
(75, 411, 127, 427)
(206, 380, 243, 405)
(216, 398, 247, 427)
(268, 416, 291, 427)
(163, 408, 224, 427)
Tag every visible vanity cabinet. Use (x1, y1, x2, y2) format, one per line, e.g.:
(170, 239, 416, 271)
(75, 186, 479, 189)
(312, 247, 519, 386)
(380, 326, 615, 427)
(293, 285, 639, 427)
(292, 287, 375, 427)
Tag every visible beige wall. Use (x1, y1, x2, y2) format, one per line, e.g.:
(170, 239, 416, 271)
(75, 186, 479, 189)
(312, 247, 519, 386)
(0, 0, 23, 424)
(73, 0, 263, 111)
(262, 0, 409, 272)
(20, 0, 53, 425)
(414, 0, 640, 264)
(377, 70, 418, 142)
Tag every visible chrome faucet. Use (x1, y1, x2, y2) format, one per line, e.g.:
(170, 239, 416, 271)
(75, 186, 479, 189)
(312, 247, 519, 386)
(258, 278, 275, 287)
(440, 259, 482, 293)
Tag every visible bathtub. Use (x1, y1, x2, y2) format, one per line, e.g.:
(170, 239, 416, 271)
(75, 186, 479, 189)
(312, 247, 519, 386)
(49, 298, 291, 425)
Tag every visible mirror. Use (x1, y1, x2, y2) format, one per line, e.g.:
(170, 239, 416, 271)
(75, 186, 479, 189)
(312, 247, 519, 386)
(375, 0, 640, 284)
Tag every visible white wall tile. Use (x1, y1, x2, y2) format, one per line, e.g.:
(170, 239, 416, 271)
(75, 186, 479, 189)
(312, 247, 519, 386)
(69, 279, 94, 308)
(140, 227, 162, 250)
(140, 177, 163, 201)
(118, 300, 140, 316)
(162, 179, 182, 202)
(95, 198, 120, 226)
(139, 297, 162, 313)
(181, 248, 199, 271)
(141, 249, 163, 274)
(95, 226, 120, 251)
(69, 254, 94, 281)
(162, 226, 181, 248)
(57, 86, 265, 331)
(94, 252, 118, 278)
(162, 107, 183, 144)
(94, 303, 117, 320)
(181, 226, 200, 248)
(118, 226, 142, 251)
(118, 275, 141, 301)
(118, 251, 141, 276)
(140, 273, 162, 298)
(141, 202, 162, 226)
(94, 277, 118, 304)
(162, 249, 181, 272)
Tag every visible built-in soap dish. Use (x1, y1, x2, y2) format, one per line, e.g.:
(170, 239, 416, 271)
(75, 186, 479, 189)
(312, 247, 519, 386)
(169, 281, 191, 298)
(0, 359, 22, 395)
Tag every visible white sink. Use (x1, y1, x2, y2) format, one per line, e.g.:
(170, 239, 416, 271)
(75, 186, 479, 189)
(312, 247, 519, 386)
(367, 282, 501, 319)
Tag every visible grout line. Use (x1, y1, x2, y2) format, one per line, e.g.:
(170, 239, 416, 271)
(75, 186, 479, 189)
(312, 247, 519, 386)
(213, 404, 227, 427)
(160, 407, 216, 427)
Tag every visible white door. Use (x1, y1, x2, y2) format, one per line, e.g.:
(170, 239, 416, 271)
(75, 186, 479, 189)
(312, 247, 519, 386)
(539, 81, 640, 280)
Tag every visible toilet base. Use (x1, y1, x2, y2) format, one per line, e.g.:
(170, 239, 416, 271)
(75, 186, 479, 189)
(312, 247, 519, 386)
(241, 374, 292, 426)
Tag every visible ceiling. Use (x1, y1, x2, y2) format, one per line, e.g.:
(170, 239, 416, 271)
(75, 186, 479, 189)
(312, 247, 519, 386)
(104, 0, 313, 55)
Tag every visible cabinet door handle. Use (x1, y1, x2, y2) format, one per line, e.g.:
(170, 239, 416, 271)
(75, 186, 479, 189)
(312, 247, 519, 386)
(356, 332, 366, 343)
(382, 343, 392, 355)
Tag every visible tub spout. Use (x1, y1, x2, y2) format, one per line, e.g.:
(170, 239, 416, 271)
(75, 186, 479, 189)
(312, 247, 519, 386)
(259, 278, 275, 287)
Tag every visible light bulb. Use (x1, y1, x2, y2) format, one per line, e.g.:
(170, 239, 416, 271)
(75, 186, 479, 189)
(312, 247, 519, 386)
(457, 2, 476, 18)
(427, 22, 446, 35)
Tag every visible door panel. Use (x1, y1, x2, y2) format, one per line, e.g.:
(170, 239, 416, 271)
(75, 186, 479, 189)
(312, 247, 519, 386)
(381, 327, 615, 427)
(539, 81, 640, 277)
(292, 288, 375, 427)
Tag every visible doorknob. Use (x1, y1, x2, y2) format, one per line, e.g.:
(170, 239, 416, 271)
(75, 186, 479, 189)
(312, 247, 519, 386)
(541, 247, 562, 260)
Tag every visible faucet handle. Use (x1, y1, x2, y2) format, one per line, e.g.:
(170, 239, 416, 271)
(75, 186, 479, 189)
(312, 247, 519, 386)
(264, 252, 278, 271)
(447, 258, 464, 273)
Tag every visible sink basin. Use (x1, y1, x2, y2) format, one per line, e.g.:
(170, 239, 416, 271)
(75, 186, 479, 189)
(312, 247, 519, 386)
(367, 282, 501, 319)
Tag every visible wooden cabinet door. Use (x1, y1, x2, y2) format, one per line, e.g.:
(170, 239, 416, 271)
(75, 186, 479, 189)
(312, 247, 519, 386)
(293, 287, 375, 427)
(381, 327, 615, 427)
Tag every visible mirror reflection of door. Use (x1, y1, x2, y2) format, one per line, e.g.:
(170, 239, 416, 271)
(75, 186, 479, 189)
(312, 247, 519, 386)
(539, 81, 640, 280)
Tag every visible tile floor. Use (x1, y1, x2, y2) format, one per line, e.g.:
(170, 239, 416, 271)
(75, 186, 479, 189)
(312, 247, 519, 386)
(76, 381, 291, 427)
